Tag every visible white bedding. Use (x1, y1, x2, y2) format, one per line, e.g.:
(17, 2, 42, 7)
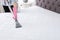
(0, 6, 60, 40)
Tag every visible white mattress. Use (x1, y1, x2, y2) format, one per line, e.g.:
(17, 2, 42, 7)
(0, 6, 60, 40)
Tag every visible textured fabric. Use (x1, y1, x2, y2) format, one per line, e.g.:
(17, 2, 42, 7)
(36, 0, 60, 13)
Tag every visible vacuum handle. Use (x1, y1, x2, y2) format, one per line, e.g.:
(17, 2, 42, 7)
(6, 0, 13, 13)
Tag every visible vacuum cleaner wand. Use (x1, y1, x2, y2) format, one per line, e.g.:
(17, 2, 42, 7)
(6, 1, 22, 28)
